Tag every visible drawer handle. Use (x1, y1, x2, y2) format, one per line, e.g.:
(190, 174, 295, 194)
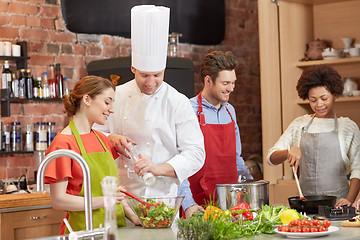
(30, 215, 48, 220)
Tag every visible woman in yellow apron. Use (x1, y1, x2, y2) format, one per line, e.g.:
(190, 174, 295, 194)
(44, 76, 140, 234)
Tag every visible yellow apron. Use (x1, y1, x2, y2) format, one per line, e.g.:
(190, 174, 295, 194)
(65, 120, 126, 233)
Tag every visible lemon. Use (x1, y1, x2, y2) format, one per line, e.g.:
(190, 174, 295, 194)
(280, 209, 299, 225)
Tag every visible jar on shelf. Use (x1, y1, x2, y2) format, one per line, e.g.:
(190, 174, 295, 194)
(47, 122, 56, 147)
(35, 122, 47, 151)
(2, 124, 10, 151)
(343, 77, 358, 96)
(24, 123, 34, 151)
(10, 122, 22, 151)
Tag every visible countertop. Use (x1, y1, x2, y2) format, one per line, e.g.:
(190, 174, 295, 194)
(117, 220, 360, 240)
(0, 192, 52, 213)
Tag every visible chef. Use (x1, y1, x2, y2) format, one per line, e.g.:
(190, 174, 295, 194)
(94, 5, 205, 198)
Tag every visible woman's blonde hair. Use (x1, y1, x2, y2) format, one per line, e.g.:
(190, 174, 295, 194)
(63, 75, 115, 115)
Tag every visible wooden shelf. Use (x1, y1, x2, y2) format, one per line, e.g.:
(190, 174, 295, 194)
(295, 57, 360, 68)
(297, 96, 360, 104)
(281, 0, 353, 5)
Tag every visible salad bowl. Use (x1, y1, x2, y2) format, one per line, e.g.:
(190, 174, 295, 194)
(128, 196, 184, 228)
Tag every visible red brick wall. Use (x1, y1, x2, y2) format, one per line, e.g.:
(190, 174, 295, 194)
(0, 0, 261, 181)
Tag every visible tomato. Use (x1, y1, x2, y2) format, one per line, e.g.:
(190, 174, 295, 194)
(289, 220, 300, 226)
(302, 227, 311, 232)
(319, 226, 328, 232)
(242, 209, 253, 221)
(323, 220, 331, 228)
(293, 227, 302, 232)
(311, 220, 321, 226)
(310, 227, 319, 232)
(281, 226, 290, 232)
(300, 219, 310, 226)
(278, 225, 284, 231)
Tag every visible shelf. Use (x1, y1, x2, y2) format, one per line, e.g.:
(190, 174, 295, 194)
(0, 41, 29, 69)
(0, 151, 33, 155)
(281, 0, 353, 5)
(295, 57, 360, 68)
(297, 96, 360, 104)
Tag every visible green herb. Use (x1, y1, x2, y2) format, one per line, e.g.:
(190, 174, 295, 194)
(177, 209, 274, 240)
(258, 205, 289, 225)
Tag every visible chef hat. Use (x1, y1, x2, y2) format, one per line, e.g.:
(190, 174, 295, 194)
(131, 5, 170, 72)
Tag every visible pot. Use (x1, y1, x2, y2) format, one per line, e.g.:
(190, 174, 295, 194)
(288, 195, 336, 214)
(216, 180, 269, 211)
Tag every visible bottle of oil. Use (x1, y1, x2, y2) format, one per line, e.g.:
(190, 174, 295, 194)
(2, 60, 13, 98)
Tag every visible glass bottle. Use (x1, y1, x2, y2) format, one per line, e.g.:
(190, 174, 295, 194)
(2, 60, 13, 97)
(63, 77, 70, 96)
(47, 122, 56, 147)
(101, 176, 119, 240)
(33, 75, 39, 98)
(42, 72, 50, 99)
(2, 124, 11, 152)
(18, 69, 26, 99)
(25, 69, 33, 98)
(10, 122, 22, 151)
(55, 63, 64, 98)
(48, 64, 57, 98)
(125, 143, 156, 186)
(37, 77, 43, 99)
(24, 123, 34, 151)
(11, 73, 19, 98)
(35, 122, 47, 151)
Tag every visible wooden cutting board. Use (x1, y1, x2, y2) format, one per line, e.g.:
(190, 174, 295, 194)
(0, 193, 51, 209)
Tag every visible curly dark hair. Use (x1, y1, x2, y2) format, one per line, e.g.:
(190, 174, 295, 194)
(296, 64, 344, 100)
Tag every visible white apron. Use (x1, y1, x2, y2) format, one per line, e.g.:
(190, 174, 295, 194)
(299, 115, 349, 200)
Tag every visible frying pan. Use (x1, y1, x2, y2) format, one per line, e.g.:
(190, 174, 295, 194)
(288, 195, 336, 214)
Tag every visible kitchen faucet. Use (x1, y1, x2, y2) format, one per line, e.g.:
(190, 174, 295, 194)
(36, 149, 93, 231)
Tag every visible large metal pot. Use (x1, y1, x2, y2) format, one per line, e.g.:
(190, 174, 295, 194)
(216, 180, 269, 210)
(288, 195, 336, 214)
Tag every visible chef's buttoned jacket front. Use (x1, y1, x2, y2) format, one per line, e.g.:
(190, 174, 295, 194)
(94, 79, 205, 198)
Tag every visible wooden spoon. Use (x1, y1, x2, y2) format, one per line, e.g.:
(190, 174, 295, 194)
(122, 190, 153, 207)
(292, 166, 307, 201)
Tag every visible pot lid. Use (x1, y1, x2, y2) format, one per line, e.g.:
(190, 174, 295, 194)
(216, 179, 269, 187)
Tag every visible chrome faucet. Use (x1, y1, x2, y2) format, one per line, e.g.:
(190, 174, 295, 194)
(36, 149, 93, 231)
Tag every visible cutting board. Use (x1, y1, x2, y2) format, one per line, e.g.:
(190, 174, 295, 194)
(0, 193, 51, 209)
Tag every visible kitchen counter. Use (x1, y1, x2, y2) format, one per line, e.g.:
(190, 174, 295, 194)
(118, 220, 359, 240)
(0, 192, 52, 213)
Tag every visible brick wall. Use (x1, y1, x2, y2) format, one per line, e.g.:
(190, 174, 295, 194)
(0, 0, 261, 181)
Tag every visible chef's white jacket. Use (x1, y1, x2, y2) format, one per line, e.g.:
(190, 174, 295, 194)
(93, 80, 205, 198)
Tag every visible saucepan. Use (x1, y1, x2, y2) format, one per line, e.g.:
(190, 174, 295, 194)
(288, 195, 336, 214)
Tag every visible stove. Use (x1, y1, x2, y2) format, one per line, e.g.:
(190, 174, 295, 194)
(314, 205, 356, 221)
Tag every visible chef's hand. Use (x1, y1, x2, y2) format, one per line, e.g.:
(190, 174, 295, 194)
(108, 134, 136, 158)
(185, 205, 205, 219)
(335, 198, 351, 208)
(122, 200, 142, 225)
(287, 146, 301, 173)
(352, 198, 360, 211)
(134, 154, 158, 176)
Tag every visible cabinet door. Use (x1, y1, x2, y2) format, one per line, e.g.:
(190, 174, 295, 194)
(0, 208, 64, 240)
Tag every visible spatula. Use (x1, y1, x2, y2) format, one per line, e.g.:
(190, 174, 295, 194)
(122, 190, 153, 207)
(288, 146, 307, 201)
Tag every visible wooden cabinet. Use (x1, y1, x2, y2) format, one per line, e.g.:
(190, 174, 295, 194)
(258, 0, 360, 204)
(0, 208, 64, 240)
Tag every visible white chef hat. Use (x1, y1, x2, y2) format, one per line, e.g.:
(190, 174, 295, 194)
(131, 5, 170, 72)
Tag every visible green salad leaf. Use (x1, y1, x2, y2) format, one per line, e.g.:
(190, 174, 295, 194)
(258, 205, 288, 225)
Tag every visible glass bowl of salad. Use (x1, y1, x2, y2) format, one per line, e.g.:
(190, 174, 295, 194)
(129, 196, 184, 228)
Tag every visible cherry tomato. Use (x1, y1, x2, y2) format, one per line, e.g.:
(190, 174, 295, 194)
(311, 220, 321, 226)
(319, 226, 328, 232)
(310, 227, 319, 232)
(281, 226, 290, 232)
(278, 225, 284, 231)
(293, 227, 302, 232)
(300, 219, 310, 226)
(302, 227, 311, 232)
(323, 220, 331, 228)
(290, 220, 300, 226)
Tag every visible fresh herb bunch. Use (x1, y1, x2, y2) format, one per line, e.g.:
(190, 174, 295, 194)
(177, 208, 274, 240)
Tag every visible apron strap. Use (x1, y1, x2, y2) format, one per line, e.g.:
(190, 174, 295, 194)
(197, 93, 206, 126)
(69, 120, 107, 155)
(302, 114, 338, 134)
(197, 92, 234, 125)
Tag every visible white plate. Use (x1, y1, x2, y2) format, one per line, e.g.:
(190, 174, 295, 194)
(274, 226, 339, 238)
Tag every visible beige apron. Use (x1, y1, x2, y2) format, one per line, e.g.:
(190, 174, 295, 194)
(299, 115, 349, 200)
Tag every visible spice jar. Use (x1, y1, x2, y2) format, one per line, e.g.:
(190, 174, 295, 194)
(10, 122, 22, 151)
(47, 122, 56, 147)
(2, 124, 10, 151)
(35, 122, 47, 151)
(24, 123, 34, 151)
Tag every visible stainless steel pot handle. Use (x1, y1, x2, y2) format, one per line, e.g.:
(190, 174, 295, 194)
(230, 186, 247, 193)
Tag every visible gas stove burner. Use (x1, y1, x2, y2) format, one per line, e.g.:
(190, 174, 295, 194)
(314, 205, 356, 221)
